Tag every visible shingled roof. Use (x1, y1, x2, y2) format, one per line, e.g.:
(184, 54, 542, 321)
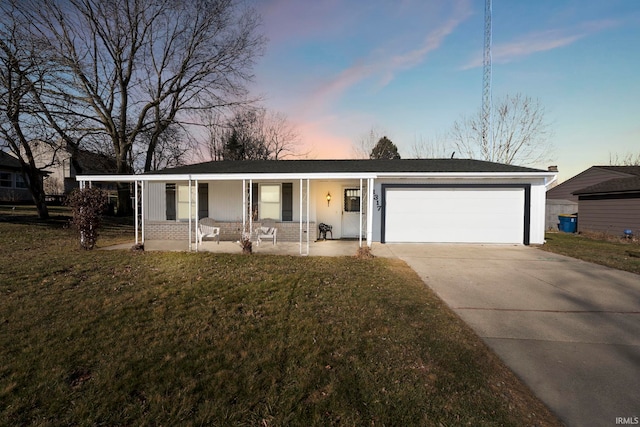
(148, 158, 548, 175)
(573, 176, 640, 195)
(0, 150, 22, 170)
(571, 165, 640, 196)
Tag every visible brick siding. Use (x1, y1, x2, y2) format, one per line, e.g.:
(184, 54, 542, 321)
(146, 220, 317, 242)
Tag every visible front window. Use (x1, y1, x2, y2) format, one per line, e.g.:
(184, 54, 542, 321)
(15, 174, 27, 188)
(177, 184, 197, 220)
(0, 172, 12, 188)
(259, 184, 280, 220)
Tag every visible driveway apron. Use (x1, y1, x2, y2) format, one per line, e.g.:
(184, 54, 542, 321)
(384, 244, 640, 427)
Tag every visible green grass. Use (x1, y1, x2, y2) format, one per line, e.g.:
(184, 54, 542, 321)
(0, 206, 561, 426)
(541, 232, 640, 275)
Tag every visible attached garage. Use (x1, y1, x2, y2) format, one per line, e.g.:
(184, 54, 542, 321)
(382, 184, 531, 244)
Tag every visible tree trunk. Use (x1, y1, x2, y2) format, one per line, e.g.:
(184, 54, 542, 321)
(25, 170, 49, 220)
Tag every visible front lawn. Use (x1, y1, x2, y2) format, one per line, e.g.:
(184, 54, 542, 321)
(541, 232, 640, 275)
(0, 207, 561, 426)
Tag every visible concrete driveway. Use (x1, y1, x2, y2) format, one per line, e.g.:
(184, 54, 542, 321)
(382, 244, 640, 427)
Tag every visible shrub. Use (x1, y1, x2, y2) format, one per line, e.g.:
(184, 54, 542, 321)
(67, 187, 109, 250)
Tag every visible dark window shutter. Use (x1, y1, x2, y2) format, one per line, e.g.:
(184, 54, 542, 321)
(251, 183, 258, 220)
(282, 182, 293, 221)
(166, 183, 176, 220)
(198, 183, 208, 218)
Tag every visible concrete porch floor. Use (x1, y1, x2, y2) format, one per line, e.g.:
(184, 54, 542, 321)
(102, 239, 397, 258)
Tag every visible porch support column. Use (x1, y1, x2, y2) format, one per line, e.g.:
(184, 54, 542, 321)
(299, 179, 303, 255)
(242, 179, 246, 238)
(366, 178, 374, 247)
(306, 179, 310, 255)
(359, 178, 363, 247)
(141, 181, 145, 245)
(195, 179, 199, 252)
(249, 179, 253, 238)
(134, 180, 139, 245)
(299, 178, 310, 256)
(188, 178, 192, 251)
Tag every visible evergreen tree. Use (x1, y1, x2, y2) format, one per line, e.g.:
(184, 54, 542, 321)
(370, 136, 401, 159)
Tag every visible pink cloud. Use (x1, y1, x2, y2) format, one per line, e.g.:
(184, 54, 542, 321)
(301, 0, 473, 114)
(294, 119, 355, 159)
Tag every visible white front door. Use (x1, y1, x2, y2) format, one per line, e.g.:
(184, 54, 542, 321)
(342, 188, 362, 238)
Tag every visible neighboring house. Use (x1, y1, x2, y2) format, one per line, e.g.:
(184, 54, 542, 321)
(0, 150, 34, 202)
(78, 159, 556, 251)
(573, 173, 640, 237)
(545, 166, 640, 230)
(29, 141, 117, 195)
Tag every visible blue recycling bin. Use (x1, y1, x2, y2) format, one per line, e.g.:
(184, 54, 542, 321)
(558, 214, 577, 233)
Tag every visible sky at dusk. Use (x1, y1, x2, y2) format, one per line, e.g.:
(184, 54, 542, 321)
(249, 0, 640, 182)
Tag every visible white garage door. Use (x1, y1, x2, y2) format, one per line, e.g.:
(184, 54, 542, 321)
(384, 187, 525, 243)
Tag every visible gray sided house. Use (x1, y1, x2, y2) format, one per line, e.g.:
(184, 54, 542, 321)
(545, 166, 640, 230)
(573, 173, 640, 237)
(0, 150, 36, 202)
(77, 159, 556, 252)
(28, 142, 118, 195)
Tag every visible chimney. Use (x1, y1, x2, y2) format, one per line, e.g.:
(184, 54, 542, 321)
(548, 165, 558, 172)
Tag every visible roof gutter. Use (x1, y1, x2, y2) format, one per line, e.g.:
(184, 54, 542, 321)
(77, 171, 556, 183)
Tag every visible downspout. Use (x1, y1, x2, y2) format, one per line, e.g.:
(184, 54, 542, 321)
(545, 174, 558, 189)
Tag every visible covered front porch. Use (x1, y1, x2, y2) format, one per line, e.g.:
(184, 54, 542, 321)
(78, 174, 376, 255)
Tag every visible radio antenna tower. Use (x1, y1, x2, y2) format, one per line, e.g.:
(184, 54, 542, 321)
(482, 0, 493, 160)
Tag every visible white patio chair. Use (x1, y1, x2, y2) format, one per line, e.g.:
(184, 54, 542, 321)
(197, 218, 220, 244)
(255, 220, 277, 245)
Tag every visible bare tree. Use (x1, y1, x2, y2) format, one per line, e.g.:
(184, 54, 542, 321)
(411, 134, 453, 158)
(263, 111, 302, 160)
(352, 126, 387, 159)
(222, 108, 268, 160)
(0, 1, 80, 218)
(450, 93, 554, 166)
(8, 0, 264, 214)
(202, 107, 302, 161)
(198, 110, 228, 162)
(609, 152, 640, 166)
